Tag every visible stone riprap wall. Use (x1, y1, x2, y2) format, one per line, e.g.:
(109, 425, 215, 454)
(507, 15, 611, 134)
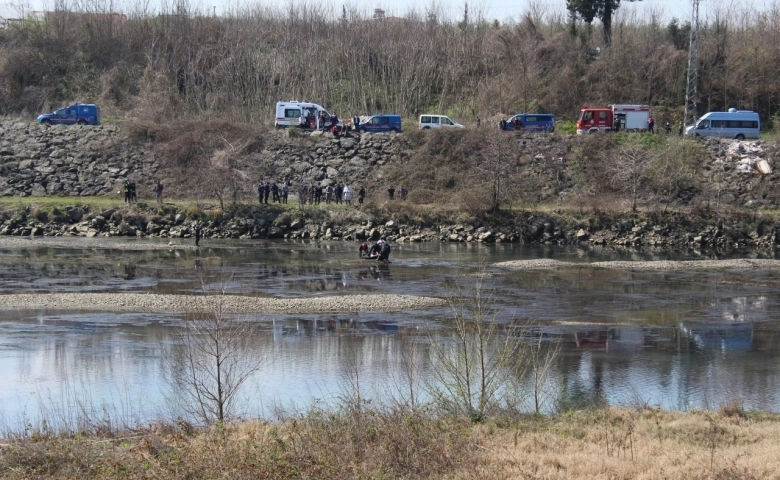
(0, 122, 155, 197)
(210, 130, 402, 201)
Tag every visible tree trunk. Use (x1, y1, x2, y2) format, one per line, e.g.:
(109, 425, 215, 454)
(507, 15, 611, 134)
(602, 1, 614, 47)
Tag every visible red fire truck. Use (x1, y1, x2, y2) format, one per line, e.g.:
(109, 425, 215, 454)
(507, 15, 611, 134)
(576, 104, 651, 134)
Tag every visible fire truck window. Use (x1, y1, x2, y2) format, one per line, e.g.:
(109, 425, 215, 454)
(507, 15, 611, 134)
(583, 112, 592, 122)
(598, 112, 607, 121)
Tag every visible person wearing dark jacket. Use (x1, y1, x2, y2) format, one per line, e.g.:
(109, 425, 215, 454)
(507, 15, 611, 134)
(194, 223, 203, 247)
(377, 239, 391, 262)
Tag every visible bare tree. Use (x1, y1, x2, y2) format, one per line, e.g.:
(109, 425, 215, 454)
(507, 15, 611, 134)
(426, 269, 519, 419)
(472, 129, 520, 213)
(527, 332, 562, 414)
(605, 143, 652, 214)
(169, 281, 268, 424)
(386, 331, 426, 411)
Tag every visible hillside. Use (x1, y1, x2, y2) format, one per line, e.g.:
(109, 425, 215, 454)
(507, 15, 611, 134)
(2, 4, 780, 130)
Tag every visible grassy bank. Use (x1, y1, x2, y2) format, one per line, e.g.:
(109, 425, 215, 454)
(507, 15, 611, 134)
(2, 406, 779, 479)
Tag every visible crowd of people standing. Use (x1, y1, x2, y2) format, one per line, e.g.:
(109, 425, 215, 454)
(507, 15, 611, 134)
(254, 180, 413, 205)
(257, 181, 367, 206)
(123, 180, 137, 203)
(257, 181, 289, 204)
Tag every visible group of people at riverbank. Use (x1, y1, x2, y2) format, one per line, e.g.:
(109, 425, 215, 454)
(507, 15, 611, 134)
(257, 181, 289, 204)
(123, 180, 137, 203)
(387, 185, 408, 201)
(258, 181, 366, 206)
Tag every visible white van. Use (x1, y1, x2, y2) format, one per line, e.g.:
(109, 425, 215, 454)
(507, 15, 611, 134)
(275, 101, 338, 130)
(418, 114, 464, 129)
(685, 109, 760, 140)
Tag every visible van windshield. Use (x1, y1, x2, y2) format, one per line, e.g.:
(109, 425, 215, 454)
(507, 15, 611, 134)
(696, 120, 709, 129)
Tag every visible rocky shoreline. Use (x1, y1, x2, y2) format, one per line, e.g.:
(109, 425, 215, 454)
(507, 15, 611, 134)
(3, 201, 779, 251)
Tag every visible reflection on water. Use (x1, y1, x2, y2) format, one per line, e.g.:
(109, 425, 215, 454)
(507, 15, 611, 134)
(1, 239, 780, 430)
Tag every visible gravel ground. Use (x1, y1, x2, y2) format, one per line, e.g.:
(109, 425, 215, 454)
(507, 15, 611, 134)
(0, 293, 446, 314)
(494, 258, 780, 270)
(0, 236, 198, 250)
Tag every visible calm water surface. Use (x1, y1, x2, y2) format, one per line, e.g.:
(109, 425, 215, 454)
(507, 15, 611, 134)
(1, 238, 779, 430)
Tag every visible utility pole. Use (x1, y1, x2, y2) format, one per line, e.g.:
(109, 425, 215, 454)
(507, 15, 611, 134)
(683, 0, 701, 129)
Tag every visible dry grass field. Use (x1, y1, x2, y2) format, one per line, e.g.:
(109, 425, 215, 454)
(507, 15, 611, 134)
(2, 407, 779, 479)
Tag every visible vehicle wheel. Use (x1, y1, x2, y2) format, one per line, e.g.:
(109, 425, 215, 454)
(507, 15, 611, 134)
(77, 120, 87, 125)
(422, 126, 430, 130)
(735, 134, 745, 140)
(390, 127, 399, 133)
(42, 119, 51, 126)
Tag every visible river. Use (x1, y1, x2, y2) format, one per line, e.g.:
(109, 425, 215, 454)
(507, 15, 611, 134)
(1, 238, 779, 432)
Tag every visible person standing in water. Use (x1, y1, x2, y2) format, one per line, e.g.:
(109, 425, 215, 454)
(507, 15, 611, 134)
(194, 223, 202, 247)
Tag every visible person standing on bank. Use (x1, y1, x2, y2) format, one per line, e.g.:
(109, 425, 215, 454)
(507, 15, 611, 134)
(194, 223, 202, 247)
(388, 185, 395, 200)
(155, 180, 164, 204)
(647, 117, 655, 134)
(344, 184, 352, 205)
(358, 186, 365, 205)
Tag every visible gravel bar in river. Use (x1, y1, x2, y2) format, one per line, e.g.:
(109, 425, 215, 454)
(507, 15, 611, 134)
(0, 293, 447, 314)
(494, 258, 780, 270)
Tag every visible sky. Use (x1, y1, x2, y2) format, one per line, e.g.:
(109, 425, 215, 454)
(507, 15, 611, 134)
(1, 0, 776, 24)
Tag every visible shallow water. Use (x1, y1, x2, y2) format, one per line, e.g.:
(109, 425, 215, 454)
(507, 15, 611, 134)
(1, 238, 779, 430)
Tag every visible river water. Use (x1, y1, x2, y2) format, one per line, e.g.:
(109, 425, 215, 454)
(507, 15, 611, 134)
(1, 238, 779, 431)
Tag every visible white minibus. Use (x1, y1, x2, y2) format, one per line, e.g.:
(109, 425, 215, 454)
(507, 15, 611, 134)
(685, 109, 760, 140)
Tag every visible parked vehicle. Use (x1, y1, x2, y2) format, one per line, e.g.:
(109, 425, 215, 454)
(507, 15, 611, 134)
(684, 109, 760, 140)
(418, 114, 464, 129)
(37, 104, 100, 126)
(356, 114, 402, 133)
(502, 113, 556, 132)
(576, 104, 650, 134)
(274, 101, 340, 130)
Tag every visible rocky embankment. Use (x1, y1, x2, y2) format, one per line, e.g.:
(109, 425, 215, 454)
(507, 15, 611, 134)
(0, 121, 779, 250)
(0, 122, 155, 196)
(3, 201, 778, 251)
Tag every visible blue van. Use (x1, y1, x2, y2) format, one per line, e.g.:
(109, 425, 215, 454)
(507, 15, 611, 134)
(502, 113, 555, 132)
(356, 114, 401, 133)
(37, 103, 101, 126)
